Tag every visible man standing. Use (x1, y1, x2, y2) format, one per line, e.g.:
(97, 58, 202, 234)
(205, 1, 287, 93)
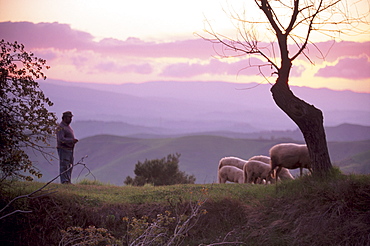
(56, 111, 78, 184)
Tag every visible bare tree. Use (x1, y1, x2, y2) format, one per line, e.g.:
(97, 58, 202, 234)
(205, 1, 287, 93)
(200, 0, 368, 176)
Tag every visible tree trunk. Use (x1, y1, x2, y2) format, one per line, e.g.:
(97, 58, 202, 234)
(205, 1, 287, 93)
(271, 79, 332, 176)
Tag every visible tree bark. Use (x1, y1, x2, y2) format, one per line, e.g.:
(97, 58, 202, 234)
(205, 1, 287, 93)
(271, 79, 332, 176)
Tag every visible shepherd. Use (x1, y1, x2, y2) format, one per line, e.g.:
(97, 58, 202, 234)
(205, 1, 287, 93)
(56, 111, 78, 184)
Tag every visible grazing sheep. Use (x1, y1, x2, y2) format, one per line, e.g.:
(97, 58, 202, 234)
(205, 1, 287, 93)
(248, 155, 271, 183)
(279, 168, 295, 180)
(218, 157, 248, 170)
(248, 155, 271, 164)
(218, 166, 245, 184)
(269, 143, 313, 183)
(243, 160, 274, 184)
(249, 155, 294, 182)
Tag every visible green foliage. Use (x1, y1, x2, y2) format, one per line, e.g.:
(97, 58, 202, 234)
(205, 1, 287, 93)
(0, 40, 57, 181)
(124, 153, 196, 186)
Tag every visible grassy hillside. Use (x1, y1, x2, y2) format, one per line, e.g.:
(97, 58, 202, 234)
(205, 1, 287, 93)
(336, 150, 370, 174)
(30, 135, 370, 185)
(1, 174, 369, 245)
(32, 136, 292, 184)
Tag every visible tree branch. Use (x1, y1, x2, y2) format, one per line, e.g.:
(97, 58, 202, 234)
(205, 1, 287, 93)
(0, 155, 91, 220)
(286, 0, 300, 34)
(258, 0, 283, 36)
(198, 19, 279, 72)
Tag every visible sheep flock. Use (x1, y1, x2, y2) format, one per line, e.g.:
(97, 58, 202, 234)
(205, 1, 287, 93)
(217, 143, 312, 184)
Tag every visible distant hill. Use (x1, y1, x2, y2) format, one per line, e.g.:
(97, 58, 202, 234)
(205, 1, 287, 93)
(31, 80, 370, 185)
(325, 123, 370, 142)
(72, 121, 370, 142)
(40, 80, 370, 134)
(233, 123, 370, 142)
(336, 150, 370, 174)
(73, 120, 169, 138)
(30, 135, 370, 185)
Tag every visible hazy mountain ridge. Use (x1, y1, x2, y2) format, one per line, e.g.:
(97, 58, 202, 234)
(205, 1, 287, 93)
(72, 121, 370, 142)
(44, 79, 370, 110)
(40, 79, 370, 133)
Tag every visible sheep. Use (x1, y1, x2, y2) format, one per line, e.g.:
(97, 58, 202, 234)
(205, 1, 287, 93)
(247, 155, 271, 184)
(269, 143, 313, 183)
(248, 155, 294, 182)
(218, 156, 248, 170)
(243, 160, 274, 184)
(278, 167, 295, 180)
(218, 166, 245, 184)
(248, 155, 271, 164)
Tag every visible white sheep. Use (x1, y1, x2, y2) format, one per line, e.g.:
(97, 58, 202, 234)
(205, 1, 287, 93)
(248, 155, 271, 164)
(218, 166, 245, 184)
(248, 155, 294, 182)
(218, 156, 248, 170)
(278, 167, 295, 180)
(269, 143, 313, 182)
(243, 160, 274, 184)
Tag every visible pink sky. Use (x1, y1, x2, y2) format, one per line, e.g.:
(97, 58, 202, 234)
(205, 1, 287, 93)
(1, 0, 369, 93)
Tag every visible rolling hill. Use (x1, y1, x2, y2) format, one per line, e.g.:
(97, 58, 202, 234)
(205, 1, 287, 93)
(30, 134, 370, 185)
(72, 121, 370, 142)
(27, 80, 370, 185)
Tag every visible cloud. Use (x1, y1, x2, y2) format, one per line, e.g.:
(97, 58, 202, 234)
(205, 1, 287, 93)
(315, 55, 370, 79)
(1, 21, 368, 82)
(317, 41, 370, 62)
(2, 21, 369, 62)
(0, 21, 94, 50)
(94, 62, 152, 74)
(161, 58, 275, 77)
(33, 49, 58, 61)
(290, 65, 305, 77)
(293, 41, 370, 63)
(0, 21, 214, 59)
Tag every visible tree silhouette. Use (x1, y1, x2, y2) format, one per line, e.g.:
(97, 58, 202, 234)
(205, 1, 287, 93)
(0, 40, 57, 181)
(201, 0, 368, 176)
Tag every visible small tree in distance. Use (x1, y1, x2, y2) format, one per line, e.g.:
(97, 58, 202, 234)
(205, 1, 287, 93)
(124, 153, 196, 186)
(200, 0, 368, 177)
(0, 40, 57, 182)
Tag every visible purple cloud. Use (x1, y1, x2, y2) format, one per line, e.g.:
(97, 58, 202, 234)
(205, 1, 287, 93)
(1, 21, 369, 62)
(2, 21, 368, 80)
(0, 21, 214, 59)
(312, 41, 370, 62)
(315, 56, 370, 79)
(161, 58, 275, 77)
(0, 21, 94, 50)
(33, 49, 58, 61)
(94, 62, 152, 74)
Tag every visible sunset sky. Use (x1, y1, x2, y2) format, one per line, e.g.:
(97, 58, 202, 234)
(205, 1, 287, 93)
(1, 0, 370, 92)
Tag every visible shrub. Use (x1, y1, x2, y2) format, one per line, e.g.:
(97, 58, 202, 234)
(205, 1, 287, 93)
(124, 153, 196, 186)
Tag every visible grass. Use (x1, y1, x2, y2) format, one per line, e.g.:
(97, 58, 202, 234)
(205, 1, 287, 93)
(7, 180, 271, 205)
(1, 173, 369, 245)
